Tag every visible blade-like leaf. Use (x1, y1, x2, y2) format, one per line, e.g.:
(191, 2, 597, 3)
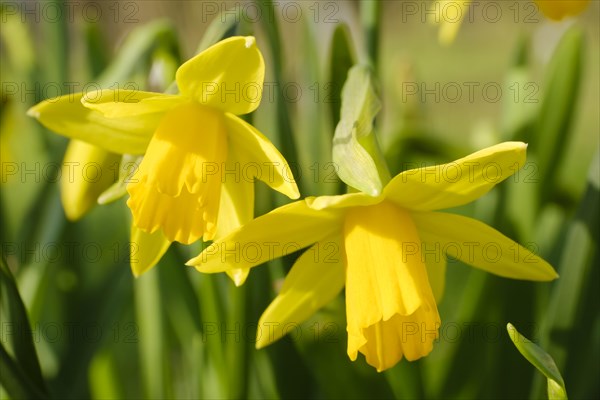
(0, 257, 48, 398)
(328, 24, 357, 130)
(507, 323, 567, 400)
(534, 27, 583, 201)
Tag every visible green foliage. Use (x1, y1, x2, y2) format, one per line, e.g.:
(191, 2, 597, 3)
(0, 2, 598, 400)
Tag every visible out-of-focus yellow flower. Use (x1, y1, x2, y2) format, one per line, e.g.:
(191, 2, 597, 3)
(189, 142, 558, 371)
(429, 0, 472, 46)
(60, 140, 120, 221)
(535, 0, 590, 20)
(432, 0, 590, 45)
(28, 37, 299, 280)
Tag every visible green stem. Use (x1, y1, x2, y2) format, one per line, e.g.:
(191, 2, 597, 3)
(226, 281, 248, 399)
(360, 0, 380, 67)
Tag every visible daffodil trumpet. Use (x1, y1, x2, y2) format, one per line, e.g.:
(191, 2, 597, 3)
(189, 141, 558, 371)
(28, 36, 299, 281)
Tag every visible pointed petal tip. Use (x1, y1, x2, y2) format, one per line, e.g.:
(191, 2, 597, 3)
(245, 36, 256, 48)
(26, 106, 39, 118)
(184, 258, 197, 267)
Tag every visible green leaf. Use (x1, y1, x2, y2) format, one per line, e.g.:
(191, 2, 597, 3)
(97, 19, 178, 86)
(534, 27, 583, 201)
(135, 266, 167, 398)
(195, 9, 241, 54)
(0, 257, 48, 399)
(507, 323, 567, 400)
(332, 65, 389, 196)
(328, 24, 357, 130)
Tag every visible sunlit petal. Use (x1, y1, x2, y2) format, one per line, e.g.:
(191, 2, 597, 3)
(306, 192, 382, 211)
(225, 113, 299, 199)
(27, 93, 160, 154)
(82, 89, 185, 118)
(256, 234, 345, 349)
(385, 142, 527, 211)
(130, 224, 171, 277)
(176, 36, 265, 115)
(344, 201, 440, 371)
(216, 164, 255, 286)
(127, 103, 227, 244)
(188, 200, 344, 272)
(412, 211, 559, 281)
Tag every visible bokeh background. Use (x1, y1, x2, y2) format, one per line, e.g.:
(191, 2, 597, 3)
(1, 0, 598, 399)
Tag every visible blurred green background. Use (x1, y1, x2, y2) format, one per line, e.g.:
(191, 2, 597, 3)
(1, 0, 598, 399)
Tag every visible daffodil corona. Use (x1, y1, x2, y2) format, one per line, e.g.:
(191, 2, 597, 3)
(189, 142, 558, 371)
(29, 37, 299, 279)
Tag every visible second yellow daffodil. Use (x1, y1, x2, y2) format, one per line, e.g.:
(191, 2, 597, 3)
(28, 36, 299, 280)
(189, 142, 558, 371)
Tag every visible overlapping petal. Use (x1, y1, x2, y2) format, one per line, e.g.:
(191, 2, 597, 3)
(81, 89, 185, 118)
(188, 200, 344, 272)
(224, 113, 300, 200)
(27, 92, 160, 154)
(130, 225, 171, 277)
(412, 211, 558, 281)
(216, 167, 255, 286)
(385, 142, 527, 211)
(176, 36, 265, 115)
(256, 235, 345, 349)
(305, 192, 381, 211)
(424, 250, 447, 303)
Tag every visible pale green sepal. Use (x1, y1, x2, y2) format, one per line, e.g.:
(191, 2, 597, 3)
(98, 155, 143, 205)
(507, 323, 568, 400)
(256, 235, 345, 349)
(332, 65, 384, 196)
(130, 224, 171, 277)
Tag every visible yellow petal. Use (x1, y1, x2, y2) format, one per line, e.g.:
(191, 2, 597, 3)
(225, 113, 299, 199)
(535, 0, 590, 20)
(305, 193, 382, 211)
(423, 248, 447, 304)
(385, 142, 527, 211)
(353, 308, 440, 372)
(27, 93, 160, 154)
(127, 103, 227, 244)
(176, 36, 265, 115)
(60, 140, 120, 221)
(130, 224, 171, 277)
(412, 211, 559, 281)
(430, 0, 471, 45)
(82, 89, 185, 118)
(188, 200, 344, 272)
(344, 201, 440, 371)
(256, 235, 345, 349)
(216, 169, 255, 286)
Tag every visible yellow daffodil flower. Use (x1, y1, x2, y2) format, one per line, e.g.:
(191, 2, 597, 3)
(534, 0, 590, 20)
(432, 0, 590, 45)
(28, 36, 299, 280)
(189, 142, 558, 371)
